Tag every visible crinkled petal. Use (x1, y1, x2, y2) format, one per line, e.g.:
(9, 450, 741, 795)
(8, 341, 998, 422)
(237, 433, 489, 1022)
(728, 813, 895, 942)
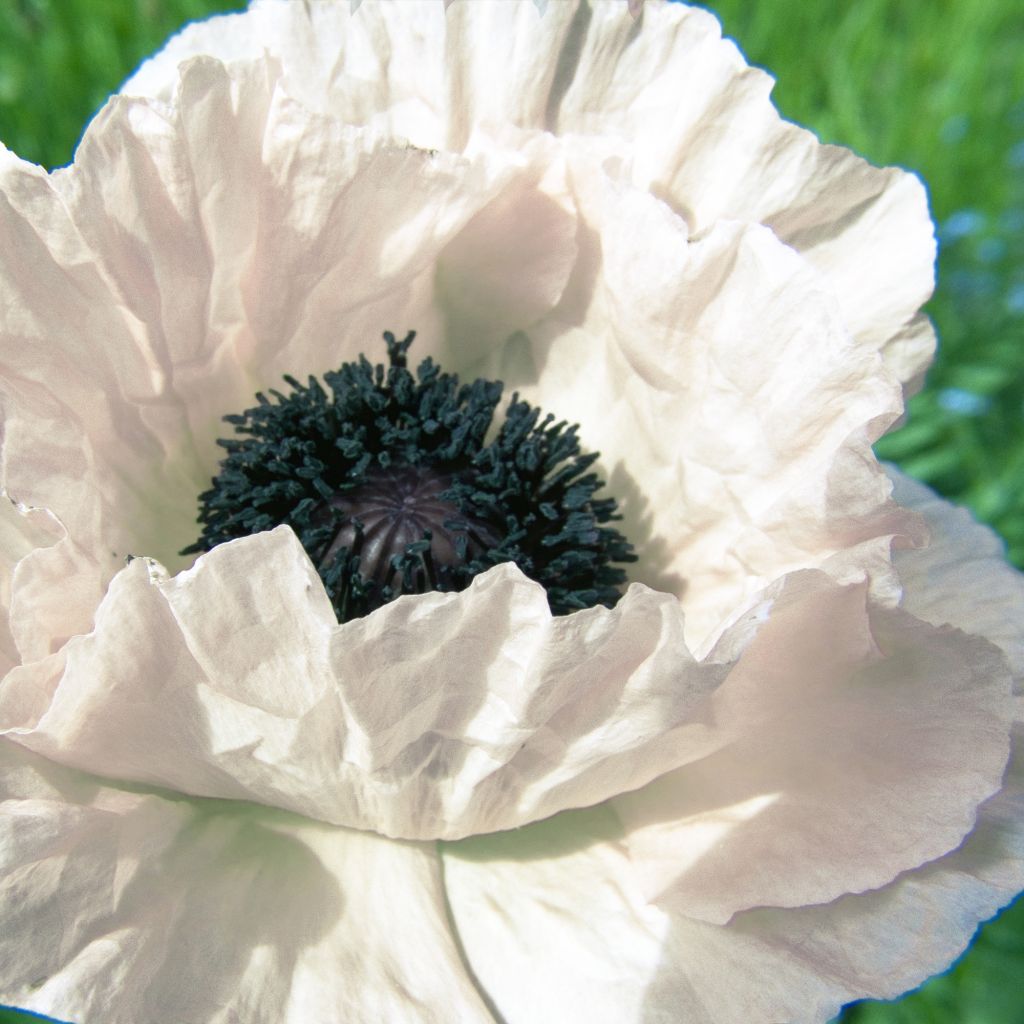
(0, 526, 733, 842)
(0, 496, 63, 671)
(480, 161, 911, 648)
(124, 0, 584, 150)
(556, 3, 937, 376)
(611, 571, 1011, 923)
(442, 487, 1024, 1022)
(879, 475, 1024, 895)
(2, 523, 1010, 916)
(0, 54, 575, 663)
(0, 738, 493, 1024)
(436, 132, 578, 361)
(875, 311, 936, 401)
(0, 55, 514, 566)
(442, 733, 1024, 1024)
(123, 0, 935, 387)
(5, 10, 921, 666)
(888, 467, 1024, 684)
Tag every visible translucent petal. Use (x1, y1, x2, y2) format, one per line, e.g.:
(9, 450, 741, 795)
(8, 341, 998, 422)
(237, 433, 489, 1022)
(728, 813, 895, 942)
(444, 724, 1022, 1024)
(442, 487, 1024, 1022)
(0, 55, 574, 663)
(888, 467, 1024, 684)
(481, 164, 910, 648)
(0, 738, 492, 1024)
(612, 573, 1012, 923)
(122, 0, 935, 387)
(0, 527, 725, 841)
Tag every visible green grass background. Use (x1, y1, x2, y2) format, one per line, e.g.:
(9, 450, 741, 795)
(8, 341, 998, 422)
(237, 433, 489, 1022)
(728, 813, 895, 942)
(0, 0, 1021, 1021)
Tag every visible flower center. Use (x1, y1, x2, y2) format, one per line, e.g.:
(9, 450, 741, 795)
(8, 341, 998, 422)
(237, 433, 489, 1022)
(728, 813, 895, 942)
(183, 331, 635, 622)
(313, 464, 501, 587)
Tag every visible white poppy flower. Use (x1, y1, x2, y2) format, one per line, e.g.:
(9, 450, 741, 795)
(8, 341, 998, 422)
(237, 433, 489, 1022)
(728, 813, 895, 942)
(0, 2, 1021, 1023)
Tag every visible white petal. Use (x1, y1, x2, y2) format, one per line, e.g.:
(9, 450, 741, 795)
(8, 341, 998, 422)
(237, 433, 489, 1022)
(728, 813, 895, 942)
(122, 0, 935, 385)
(1, 54, 573, 664)
(612, 572, 1012, 923)
(0, 497, 63, 671)
(483, 165, 910, 649)
(443, 731, 1024, 1024)
(42, 5, 921, 657)
(436, 132, 578, 361)
(442, 484, 1024, 1023)
(0, 142, 152, 655)
(1, 526, 728, 841)
(551, 2, 936, 378)
(888, 467, 1024, 683)
(123, 0, 583, 152)
(3, 523, 1011, 909)
(443, 805, 664, 1024)
(0, 738, 492, 1024)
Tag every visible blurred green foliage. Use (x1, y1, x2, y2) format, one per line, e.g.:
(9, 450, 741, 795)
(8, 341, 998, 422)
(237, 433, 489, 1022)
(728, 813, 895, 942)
(0, 1, 1022, 1023)
(0, 0, 245, 169)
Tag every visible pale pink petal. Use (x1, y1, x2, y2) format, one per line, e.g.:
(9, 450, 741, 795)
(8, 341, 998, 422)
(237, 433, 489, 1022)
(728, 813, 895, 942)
(0, 55, 575, 663)
(436, 133, 578, 361)
(442, 484, 1024, 1023)
(4, 520, 104, 667)
(888, 467, 1024, 683)
(0, 739, 493, 1024)
(442, 735, 1024, 1024)
(551, 2, 936, 378)
(1, 526, 728, 841)
(611, 572, 1012, 923)
(877, 312, 937, 400)
(2, 521, 1010, 906)
(0, 497, 63, 671)
(16, 7, 918, 660)
(122, 0, 935, 386)
(123, 1, 583, 152)
(483, 166, 910, 648)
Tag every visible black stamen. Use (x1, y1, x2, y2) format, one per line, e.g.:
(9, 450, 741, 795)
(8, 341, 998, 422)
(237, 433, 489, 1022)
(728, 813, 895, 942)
(183, 331, 636, 622)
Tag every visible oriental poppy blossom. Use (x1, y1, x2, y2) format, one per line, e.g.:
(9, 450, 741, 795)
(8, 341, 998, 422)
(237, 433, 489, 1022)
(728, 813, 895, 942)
(0, 2, 1021, 1023)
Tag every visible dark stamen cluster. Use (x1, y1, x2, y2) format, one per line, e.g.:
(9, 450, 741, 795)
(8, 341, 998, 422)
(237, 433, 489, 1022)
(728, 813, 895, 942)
(183, 331, 636, 622)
